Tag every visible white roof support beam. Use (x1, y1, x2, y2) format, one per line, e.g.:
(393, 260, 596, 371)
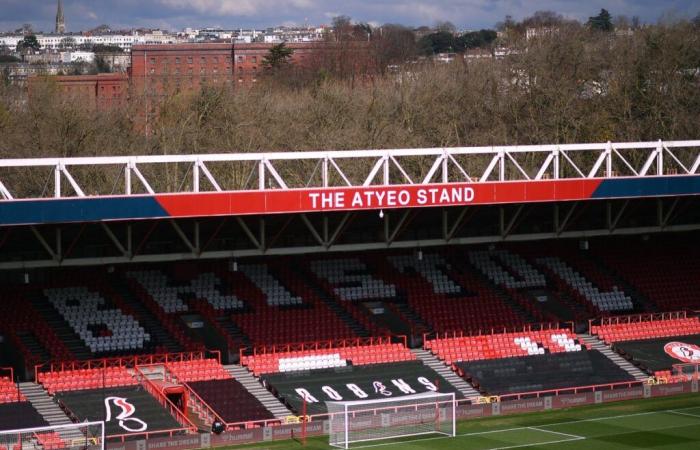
(0, 141, 697, 200)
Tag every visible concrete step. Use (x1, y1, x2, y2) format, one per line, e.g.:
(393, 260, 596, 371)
(579, 334, 649, 381)
(410, 349, 480, 400)
(224, 364, 292, 419)
(18, 382, 88, 442)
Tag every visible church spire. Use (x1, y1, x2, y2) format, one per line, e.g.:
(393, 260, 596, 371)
(55, 0, 65, 34)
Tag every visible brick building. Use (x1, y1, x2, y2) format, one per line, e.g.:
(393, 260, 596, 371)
(34, 41, 373, 107)
(129, 43, 234, 96)
(29, 73, 128, 110)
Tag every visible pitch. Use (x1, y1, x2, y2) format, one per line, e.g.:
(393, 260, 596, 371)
(231, 393, 700, 449)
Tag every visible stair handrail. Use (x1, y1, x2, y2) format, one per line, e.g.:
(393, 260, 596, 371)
(161, 364, 227, 427)
(132, 365, 198, 433)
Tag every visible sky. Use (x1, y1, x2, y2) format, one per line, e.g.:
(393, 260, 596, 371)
(1, 0, 698, 33)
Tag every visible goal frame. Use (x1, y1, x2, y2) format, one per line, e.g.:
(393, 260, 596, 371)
(0, 420, 105, 450)
(327, 392, 456, 449)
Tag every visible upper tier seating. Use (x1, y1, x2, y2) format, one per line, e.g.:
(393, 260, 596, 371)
(470, 250, 546, 289)
(310, 258, 396, 301)
(455, 350, 636, 396)
(388, 253, 461, 295)
(591, 317, 700, 344)
(426, 329, 587, 365)
(536, 257, 633, 311)
(593, 242, 700, 311)
(241, 342, 415, 377)
(166, 359, 230, 382)
(239, 264, 302, 306)
(38, 367, 138, 395)
(44, 286, 151, 354)
(126, 270, 243, 312)
(374, 252, 531, 333)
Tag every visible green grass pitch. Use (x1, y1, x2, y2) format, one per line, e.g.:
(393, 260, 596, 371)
(230, 393, 700, 449)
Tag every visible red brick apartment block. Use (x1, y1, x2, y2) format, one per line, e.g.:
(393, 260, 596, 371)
(28, 73, 129, 110)
(129, 43, 234, 96)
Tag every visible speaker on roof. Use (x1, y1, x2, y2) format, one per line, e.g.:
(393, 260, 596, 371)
(212, 421, 225, 434)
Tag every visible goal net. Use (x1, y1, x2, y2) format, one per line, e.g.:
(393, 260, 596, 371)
(327, 392, 456, 448)
(0, 421, 104, 450)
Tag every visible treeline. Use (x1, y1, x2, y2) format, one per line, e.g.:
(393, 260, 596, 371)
(0, 19, 698, 168)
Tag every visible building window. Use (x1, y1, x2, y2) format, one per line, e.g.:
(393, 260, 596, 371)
(213, 56, 219, 64)
(251, 56, 257, 63)
(226, 56, 232, 62)
(175, 68, 180, 75)
(188, 68, 193, 75)
(187, 56, 193, 64)
(200, 67, 206, 74)
(149, 68, 155, 74)
(252, 66, 257, 72)
(175, 57, 180, 64)
(237, 55, 244, 62)
(238, 77, 243, 82)
(213, 68, 218, 74)
(150, 57, 156, 64)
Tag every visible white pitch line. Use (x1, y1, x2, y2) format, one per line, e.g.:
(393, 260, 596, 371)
(488, 436, 585, 450)
(669, 409, 700, 419)
(344, 404, 700, 450)
(528, 426, 584, 440)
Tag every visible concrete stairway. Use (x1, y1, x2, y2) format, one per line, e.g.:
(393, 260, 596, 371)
(224, 364, 291, 419)
(579, 333, 649, 381)
(18, 382, 84, 441)
(410, 348, 481, 400)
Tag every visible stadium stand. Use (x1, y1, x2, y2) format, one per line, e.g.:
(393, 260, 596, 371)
(455, 350, 636, 396)
(44, 286, 152, 354)
(369, 251, 532, 333)
(165, 358, 276, 427)
(591, 314, 700, 376)
(0, 401, 49, 432)
(261, 360, 460, 415)
(593, 240, 700, 311)
(425, 328, 587, 365)
(0, 369, 45, 432)
(56, 386, 183, 436)
(240, 339, 415, 377)
(38, 366, 138, 395)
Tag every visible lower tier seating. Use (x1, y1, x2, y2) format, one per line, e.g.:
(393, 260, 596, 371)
(613, 334, 700, 374)
(261, 360, 461, 415)
(166, 359, 230, 382)
(426, 329, 587, 365)
(0, 376, 23, 403)
(455, 350, 635, 396)
(591, 317, 700, 344)
(0, 402, 48, 431)
(57, 386, 183, 437)
(188, 379, 275, 425)
(241, 342, 415, 376)
(38, 367, 138, 395)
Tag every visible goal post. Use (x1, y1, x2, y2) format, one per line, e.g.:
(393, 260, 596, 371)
(327, 392, 456, 449)
(0, 421, 105, 450)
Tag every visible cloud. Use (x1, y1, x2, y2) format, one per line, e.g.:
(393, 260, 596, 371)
(1, 0, 698, 33)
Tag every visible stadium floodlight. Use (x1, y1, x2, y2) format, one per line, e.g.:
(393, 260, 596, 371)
(327, 392, 456, 449)
(0, 421, 104, 450)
